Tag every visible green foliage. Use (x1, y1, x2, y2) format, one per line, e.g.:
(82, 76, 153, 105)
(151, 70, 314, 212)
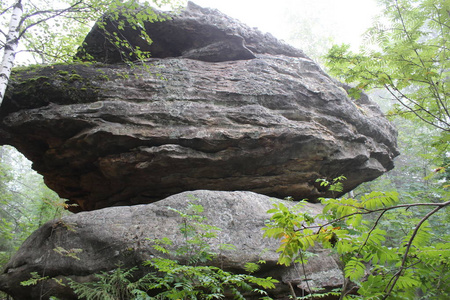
(0, 146, 69, 268)
(70, 197, 278, 299)
(53, 246, 83, 260)
(244, 260, 266, 274)
(264, 176, 450, 299)
(69, 261, 277, 300)
(20, 272, 49, 287)
(143, 258, 277, 300)
(324, 0, 449, 136)
(344, 258, 365, 281)
(321, 3, 450, 297)
(296, 289, 342, 300)
(316, 175, 347, 194)
(68, 266, 153, 300)
(0, 0, 185, 65)
(164, 199, 224, 265)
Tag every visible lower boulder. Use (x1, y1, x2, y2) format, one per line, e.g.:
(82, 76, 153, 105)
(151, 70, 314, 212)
(0, 190, 343, 299)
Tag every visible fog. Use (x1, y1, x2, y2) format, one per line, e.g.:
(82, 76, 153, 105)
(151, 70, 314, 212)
(192, 0, 380, 59)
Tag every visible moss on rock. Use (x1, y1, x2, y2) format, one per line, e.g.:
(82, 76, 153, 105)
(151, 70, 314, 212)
(4, 63, 119, 113)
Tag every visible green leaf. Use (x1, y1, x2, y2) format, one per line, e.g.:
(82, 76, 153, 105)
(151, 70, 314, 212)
(344, 257, 366, 281)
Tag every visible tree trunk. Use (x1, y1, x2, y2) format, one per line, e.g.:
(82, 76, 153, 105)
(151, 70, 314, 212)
(0, 0, 23, 106)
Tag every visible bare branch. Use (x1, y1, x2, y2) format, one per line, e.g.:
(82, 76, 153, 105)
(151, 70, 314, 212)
(384, 84, 450, 131)
(0, 28, 7, 38)
(0, 3, 15, 17)
(357, 209, 388, 255)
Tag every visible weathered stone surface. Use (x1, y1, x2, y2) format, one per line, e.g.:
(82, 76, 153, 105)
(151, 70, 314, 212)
(76, 2, 308, 63)
(0, 2, 398, 211)
(0, 190, 343, 300)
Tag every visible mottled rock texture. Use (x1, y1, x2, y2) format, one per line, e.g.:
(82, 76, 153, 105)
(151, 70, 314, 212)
(0, 2, 398, 211)
(0, 191, 343, 300)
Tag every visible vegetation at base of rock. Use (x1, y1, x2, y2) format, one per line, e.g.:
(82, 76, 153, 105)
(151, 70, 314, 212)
(264, 176, 449, 299)
(66, 199, 277, 299)
(68, 264, 276, 300)
(67, 266, 154, 300)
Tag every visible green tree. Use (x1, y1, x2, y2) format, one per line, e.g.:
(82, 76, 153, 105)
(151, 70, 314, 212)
(324, 0, 449, 137)
(264, 178, 449, 299)
(263, 0, 450, 299)
(324, 0, 450, 273)
(0, 0, 184, 105)
(0, 146, 68, 269)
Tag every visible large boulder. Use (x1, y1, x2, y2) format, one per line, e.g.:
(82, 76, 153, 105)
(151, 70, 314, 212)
(75, 1, 308, 63)
(0, 190, 343, 300)
(0, 2, 398, 211)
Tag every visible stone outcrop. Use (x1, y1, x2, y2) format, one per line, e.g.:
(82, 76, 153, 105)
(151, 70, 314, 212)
(76, 2, 308, 63)
(0, 2, 398, 212)
(0, 190, 343, 300)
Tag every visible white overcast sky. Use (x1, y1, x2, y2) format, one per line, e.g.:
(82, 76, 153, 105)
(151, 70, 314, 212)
(2, 0, 381, 65)
(190, 0, 380, 50)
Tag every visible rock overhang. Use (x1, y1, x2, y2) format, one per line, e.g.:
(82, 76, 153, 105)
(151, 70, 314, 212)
(75, 1, 309, 63)
(0, 2, 399, 212)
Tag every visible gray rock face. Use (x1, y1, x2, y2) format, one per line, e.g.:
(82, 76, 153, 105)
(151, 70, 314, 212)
(76, 1, 308, 63)
(0, 2, 398, 211)
(0, 190, 343, 300)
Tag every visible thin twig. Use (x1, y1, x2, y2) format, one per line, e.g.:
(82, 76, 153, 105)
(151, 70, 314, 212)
(17, 1, 84, 42)
(298, 249, 313, 298)
(287, 281, 297, 299)
(356, 210, 388, 255)
(297, 201, 450, 234)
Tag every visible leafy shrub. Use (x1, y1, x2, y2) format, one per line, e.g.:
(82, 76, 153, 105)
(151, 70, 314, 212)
(69, 198, 278, 299)
(264, 177, 449, 299)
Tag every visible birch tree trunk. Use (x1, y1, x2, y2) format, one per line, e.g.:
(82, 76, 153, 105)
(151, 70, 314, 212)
(0, 0, 23, 106)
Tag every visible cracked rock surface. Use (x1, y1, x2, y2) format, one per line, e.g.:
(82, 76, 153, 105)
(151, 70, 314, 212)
(0, 191, 343, 300)
(0, 2, 398, 211)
